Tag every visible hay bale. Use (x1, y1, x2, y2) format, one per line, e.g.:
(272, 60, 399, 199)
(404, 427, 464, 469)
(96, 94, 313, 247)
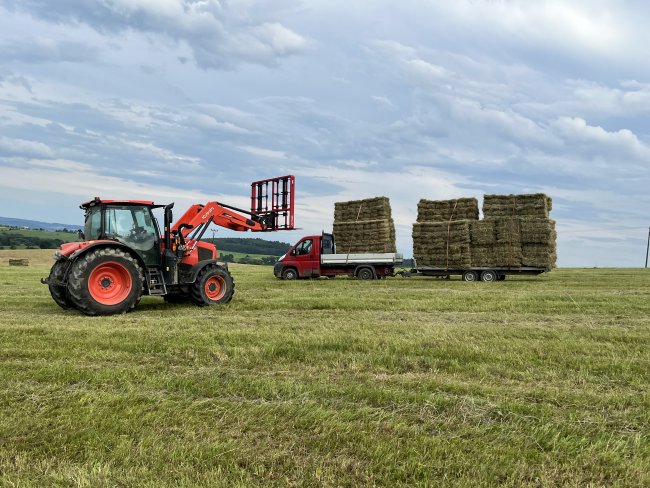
(412, 220, 472, 268)
(414, 243, 472, 268)
(469, 220, 496, 245)
(521, 243, 557, 268)
(417, 198, 479, 222)
(335, 221, 397, 253)
(8, 259, 29, 266)
(334, 197, 392, 221)
(470, 244, 523, 267)
(483, 193, 552, 219)
(412, 221, 471, 244)
(520, 219, 556, 244)
(493, 218, 521, 244)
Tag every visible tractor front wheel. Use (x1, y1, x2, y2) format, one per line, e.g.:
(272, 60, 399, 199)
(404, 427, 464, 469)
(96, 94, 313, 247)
(191, 265, 235, 306)
(47, 259, 73, 309)
(68, 248, 143, 316)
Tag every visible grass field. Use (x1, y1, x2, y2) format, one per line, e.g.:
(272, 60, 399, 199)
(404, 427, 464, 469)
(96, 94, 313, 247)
(1, 250, 649, 487)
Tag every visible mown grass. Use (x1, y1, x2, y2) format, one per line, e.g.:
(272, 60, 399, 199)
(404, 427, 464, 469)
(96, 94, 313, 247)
(1, 250, 649, 487)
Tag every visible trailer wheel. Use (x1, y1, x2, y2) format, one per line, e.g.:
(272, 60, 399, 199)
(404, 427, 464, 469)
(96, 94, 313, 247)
(480, 270, 498, 282)
(191, 265, 234, 306)
(356, 267, 375, 280)
(497, 274, 506, 281)
(462, 270, 478, 282)
(282, 268, 298, 280)
(68, 248, 143, 316)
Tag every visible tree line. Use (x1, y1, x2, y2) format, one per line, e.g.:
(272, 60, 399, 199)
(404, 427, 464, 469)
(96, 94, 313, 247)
(206, 237, 291, 256)
(0, 233, 65, 249)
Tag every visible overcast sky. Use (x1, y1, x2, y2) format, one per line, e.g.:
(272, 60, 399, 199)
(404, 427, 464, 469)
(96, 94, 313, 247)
(1, 0, 649, 266)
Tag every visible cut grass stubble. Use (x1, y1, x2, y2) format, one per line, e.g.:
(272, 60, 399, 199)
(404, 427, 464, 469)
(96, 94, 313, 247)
(0, 251, 649, 486)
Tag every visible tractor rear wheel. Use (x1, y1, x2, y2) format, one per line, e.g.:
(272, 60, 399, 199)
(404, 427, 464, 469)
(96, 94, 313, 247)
(68, 248, 143, 316)
(191, 265, 234, 306)
(47, 259, 73, 309)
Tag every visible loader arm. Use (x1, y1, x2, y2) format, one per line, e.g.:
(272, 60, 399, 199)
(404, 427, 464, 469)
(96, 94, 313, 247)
(171, 201, 267, 238)
(171, 175, 295, 239)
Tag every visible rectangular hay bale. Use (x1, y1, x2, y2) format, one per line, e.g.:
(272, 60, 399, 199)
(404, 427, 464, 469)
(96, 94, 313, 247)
(417, 198, 479, 222)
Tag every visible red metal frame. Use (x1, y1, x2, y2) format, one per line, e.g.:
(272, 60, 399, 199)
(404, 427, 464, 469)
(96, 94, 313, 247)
(250, 175, 295, 230)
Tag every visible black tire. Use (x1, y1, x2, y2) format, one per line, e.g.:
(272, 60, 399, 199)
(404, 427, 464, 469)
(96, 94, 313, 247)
(68, 248, 143, 316)
(47, 260, 73, 309)
(281, 268, 298, 280)
(480, 270, 498, 282)
(497, 274, 506, 281)
(191, 265, 234, 306)
(356, 267, 375, 280)
(462, 270, 478, 282)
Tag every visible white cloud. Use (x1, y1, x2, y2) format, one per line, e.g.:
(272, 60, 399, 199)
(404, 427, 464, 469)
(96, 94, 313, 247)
(0, 136, 54, 158)
(237, 145, 289, 159)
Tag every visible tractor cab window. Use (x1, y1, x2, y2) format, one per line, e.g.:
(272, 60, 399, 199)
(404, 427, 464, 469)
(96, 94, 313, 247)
(83, 207, 102, 240)
(104, 205, 159, 265)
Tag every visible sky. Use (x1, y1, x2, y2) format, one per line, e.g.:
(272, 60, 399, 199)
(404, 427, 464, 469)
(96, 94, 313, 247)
(0, 0, 649, 267)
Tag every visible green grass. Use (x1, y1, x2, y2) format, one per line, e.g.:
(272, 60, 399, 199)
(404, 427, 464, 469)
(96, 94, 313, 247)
(1, 251, 649, 487)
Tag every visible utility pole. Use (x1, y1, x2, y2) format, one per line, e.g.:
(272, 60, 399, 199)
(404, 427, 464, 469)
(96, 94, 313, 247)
(646, 227, 650, 268)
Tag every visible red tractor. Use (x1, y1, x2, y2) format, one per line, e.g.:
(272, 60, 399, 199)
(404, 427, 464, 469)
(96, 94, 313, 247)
(42, 176, 295, 316)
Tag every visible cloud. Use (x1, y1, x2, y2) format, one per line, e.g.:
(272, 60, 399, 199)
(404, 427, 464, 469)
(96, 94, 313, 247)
(5, 0, 309, 69)
(0, 38, 100, 63)
(0, 136, 54, 157)
(551, 116, 650, 162)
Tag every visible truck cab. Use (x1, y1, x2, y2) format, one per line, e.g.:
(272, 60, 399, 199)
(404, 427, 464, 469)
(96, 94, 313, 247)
(274, 232, 402, 280)
(274, 234, 324, 279)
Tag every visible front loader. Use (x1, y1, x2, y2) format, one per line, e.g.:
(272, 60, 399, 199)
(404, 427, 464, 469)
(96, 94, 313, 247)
(42, 175, 295, 316)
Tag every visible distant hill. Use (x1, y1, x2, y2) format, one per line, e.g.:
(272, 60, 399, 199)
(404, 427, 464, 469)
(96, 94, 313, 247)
(205, 238, 291, 256)
(0, 216, 82, 231)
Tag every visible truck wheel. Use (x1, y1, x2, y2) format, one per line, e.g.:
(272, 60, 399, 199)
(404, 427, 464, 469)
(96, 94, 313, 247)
(68, 248, 143, 316)
(282, 268, 298, 280)
(462, 270, 478, 282)
(47, 260, 73, 309)
(480, 270, 498, 282)
(356, 267, 375, 280)
(191, 265, 234, 306)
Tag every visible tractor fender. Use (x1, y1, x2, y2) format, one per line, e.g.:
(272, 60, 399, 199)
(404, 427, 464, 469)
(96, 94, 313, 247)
(67, 241, 148, 277)
(184, 259, 229, 284)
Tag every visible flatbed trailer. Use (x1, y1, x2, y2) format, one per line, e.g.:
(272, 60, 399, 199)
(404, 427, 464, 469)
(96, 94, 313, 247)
(403, 266, 550, 282)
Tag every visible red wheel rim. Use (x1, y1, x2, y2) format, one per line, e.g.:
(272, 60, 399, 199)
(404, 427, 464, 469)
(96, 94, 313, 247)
(204, 275, 226, 301)
(88, 261, 133, 305)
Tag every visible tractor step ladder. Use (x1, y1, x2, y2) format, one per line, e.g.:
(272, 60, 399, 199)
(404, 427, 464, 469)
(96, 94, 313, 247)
(147, 268, 167, 296)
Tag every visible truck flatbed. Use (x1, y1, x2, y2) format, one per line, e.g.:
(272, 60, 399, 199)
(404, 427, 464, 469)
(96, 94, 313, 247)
(321, 253, 404, 265)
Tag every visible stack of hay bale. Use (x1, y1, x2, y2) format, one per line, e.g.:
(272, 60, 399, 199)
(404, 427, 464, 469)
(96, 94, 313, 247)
(333, 197, 396, 253)
(413, 193, 556, 269)
(480, 194, 556, 268)
(412, 198, 478, 267)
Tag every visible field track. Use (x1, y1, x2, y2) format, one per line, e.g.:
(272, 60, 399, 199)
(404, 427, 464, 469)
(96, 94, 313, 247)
(1, 250, 649, 486)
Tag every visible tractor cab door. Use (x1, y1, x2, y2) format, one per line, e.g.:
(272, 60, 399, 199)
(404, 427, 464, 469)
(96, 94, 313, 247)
(103, 205, 161, 266)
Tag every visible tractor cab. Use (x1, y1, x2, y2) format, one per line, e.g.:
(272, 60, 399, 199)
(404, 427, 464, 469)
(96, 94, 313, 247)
(81, 198, 163, 266)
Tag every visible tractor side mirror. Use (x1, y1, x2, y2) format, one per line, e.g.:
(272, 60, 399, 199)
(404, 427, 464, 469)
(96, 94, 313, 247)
(78, 229, 85, 240)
